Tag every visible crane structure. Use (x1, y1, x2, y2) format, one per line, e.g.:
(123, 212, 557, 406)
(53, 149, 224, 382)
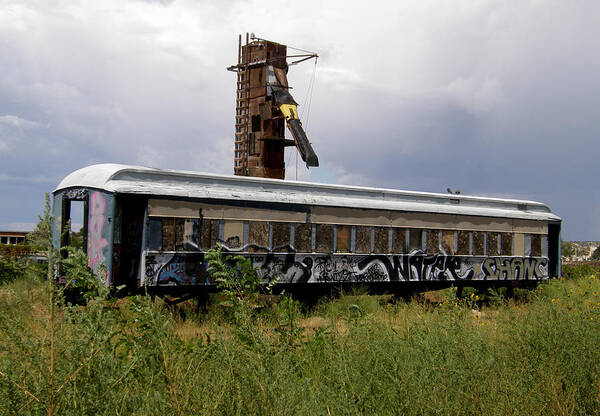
(228, 33, 318, 179)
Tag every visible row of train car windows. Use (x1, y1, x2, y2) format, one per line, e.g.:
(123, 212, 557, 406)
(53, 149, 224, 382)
(146, 217, 548, 257)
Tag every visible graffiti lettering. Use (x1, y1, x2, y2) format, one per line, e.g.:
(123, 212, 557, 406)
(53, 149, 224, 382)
(142, 247, 550, 286)
(482, 257, 548, 280)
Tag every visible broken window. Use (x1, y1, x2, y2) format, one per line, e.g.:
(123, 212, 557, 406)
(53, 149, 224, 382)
(272, 222, 291, 250)
(147, 217, 201, 251)
(472, 232, 485, 256)
(248, 221, 269, 251)
(223, 220, 244, 249)
(392, 228, 406, 254)
(441, 231, 456, 255)
(531, 234, 542, 257)
(426, 230, 440, 254)
(199, 219, 219, 250)
(457, 231, 470, 255)
(373, 227, 389, 253)
(355, 226, 371, 254)
(487, 232, 500, 256)
(315, 224, 333, 253)
(294, 223, 312, 252)
(409, 229, 423, 252)
(500, 233, 513, 256)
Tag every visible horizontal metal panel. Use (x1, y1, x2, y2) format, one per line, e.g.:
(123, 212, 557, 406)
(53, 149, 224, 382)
(148, 199, 305, 222)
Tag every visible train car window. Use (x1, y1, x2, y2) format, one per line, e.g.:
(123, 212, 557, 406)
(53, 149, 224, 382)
(355, 226, 371, 254)
(316, 224, 333, 253)
(161, 218, 178, 250)
(223, 220, 244, 249)
(199, 219, 219, 250)
(409, 229, 423, 252)
(500, 233, 513, 256)
(153, 217, 200, 251)
(147, 218, 162, 251)
(441, 230, 456, 255)
(373, 227, 389, 253)
(531, 234, 542, 257)
(272, 222, 291, 250)
(541, 235, 548, 257)
(487, 232, 500, 256)
(294, 223, 312, 252)
(335, 225, 351, 253)
(472, 231, 485, 256)
(391, 228, 406, 254)
(457, 231, 470, 255)
(516, 234, 526, 256)
(426, 230, 440, 254)
(248, 221, 269, 251)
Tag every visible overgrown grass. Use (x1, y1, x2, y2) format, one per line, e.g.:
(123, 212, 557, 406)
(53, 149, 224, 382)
(1, 268, 599, 415)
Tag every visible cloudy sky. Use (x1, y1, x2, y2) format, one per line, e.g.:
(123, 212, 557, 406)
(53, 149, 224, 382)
(1, 0, 598, 240)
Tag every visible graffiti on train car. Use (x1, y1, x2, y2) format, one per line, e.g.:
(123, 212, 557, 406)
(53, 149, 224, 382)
(88, 191, 110, 283)
(143, 247, 549, 286)
(145, 252, 209, 285)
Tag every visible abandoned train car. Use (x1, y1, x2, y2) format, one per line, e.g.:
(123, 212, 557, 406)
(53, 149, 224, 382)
(52, 164, 561, 293)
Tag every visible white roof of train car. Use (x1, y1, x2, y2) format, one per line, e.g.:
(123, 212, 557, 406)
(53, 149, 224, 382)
(55, 164, 560, 222)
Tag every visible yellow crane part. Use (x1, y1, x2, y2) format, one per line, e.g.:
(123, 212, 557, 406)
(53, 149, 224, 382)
(279, 104, 299, 121)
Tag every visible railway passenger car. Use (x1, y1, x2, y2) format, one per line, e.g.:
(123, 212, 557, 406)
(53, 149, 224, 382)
(52, 164, 561, 294)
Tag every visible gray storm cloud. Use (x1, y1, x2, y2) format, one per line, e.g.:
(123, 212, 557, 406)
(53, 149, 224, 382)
(0, 0, 598, 239)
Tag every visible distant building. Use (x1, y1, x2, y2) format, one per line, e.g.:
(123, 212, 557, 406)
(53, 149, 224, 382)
(0, 231, 28, 245)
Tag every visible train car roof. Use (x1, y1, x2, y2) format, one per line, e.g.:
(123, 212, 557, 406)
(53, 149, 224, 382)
(55, 164, 561, 222)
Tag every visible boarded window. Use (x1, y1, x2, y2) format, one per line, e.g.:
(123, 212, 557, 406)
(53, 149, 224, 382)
(294, 223, 312, 252)
(336, 225, 351, 253)
(409, 229, 423, 251)
(373, 227, 389, 253)
(200, 219, 219, 250)
(355, 226, 371, 254)
(531, 234, 542, 257)
(426, 230, 440, 254)
(392, 228, 406, 254)
(500, 233, 513, 256)
(272, 222, 290, 249)
(151, 217, 200, 251)
(161, 218, 177, 251)
(441, 231, 455, 255)
(223, 220, 244, 249)
(457, 231, 470, 255)
(472, 232, 485, 256)
(487, 232, 500, 256)
(248, 221, 269, 251)
(316, 224, 333, 253)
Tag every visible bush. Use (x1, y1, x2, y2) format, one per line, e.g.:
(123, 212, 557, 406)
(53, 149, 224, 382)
(562, 263, 600, 280)
(0, 257, 26, 284)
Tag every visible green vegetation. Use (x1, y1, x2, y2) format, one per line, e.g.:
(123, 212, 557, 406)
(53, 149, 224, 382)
(592, 246, 600, 260)
(1, 201, 599, 414)
(562, 240, 576, 258)
(1, 261, 599, 415)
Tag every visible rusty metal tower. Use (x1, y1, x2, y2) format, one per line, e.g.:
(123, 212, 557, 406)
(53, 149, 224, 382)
(228, 33, 318, 179)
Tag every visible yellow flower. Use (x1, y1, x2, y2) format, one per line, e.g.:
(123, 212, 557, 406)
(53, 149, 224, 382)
(470, 293, 474, 298)
(475, 295, 479, 301)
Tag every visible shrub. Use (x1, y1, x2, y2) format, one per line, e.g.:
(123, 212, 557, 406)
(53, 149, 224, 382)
(562, 263, 600, 280)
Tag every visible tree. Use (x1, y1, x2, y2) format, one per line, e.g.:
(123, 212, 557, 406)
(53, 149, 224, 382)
(26, 193, 53, 252)
(561, 240, 575, 258)
(591, 246, 600, 260)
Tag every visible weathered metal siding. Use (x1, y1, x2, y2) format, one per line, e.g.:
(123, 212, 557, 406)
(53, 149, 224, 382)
(86, 190, 115, 286)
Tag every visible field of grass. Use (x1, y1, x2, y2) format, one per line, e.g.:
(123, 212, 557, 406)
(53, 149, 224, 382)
(1, 266, 599, 415)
